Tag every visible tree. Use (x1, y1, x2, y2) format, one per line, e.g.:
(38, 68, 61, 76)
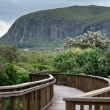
(0, 57, 6, 77)
(0, 44, 18, 63)
(57, 31, 110, 51)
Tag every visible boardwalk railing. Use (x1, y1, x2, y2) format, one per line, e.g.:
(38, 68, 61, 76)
(30, 72, 110, 110)
(0, 74, 55, 110)
(1, 71, 110, 110)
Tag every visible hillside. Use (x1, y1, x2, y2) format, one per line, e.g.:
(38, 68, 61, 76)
(1, 5, 110, 50)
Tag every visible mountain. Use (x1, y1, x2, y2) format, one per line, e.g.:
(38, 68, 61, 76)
(1, 5, 110, 50)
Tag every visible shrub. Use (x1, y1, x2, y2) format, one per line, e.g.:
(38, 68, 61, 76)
(16, 62, 38, 72)
(0, 57, 6, 77)
(54, 48, 102, 75)
(14, 65, 29, 83)
(56, 31, 110, 51)
(32, 64, 54, 71)
(99, 47, 110, 77)
(0, 63, 19, 86)
(0, 44, 18, 63)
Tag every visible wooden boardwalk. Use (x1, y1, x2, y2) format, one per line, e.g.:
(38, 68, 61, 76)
(49, 85, 84, 110)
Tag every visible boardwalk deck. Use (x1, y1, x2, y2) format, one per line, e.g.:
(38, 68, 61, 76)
(49, 85, 84, 110)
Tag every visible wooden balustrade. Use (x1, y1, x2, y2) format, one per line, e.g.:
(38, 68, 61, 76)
(30, 72, 110, 110)
(1, 71, 110, 110)
(64, 97, 110, 110)
(0, 74, 55, 110)
(59, 73, 110, 110)
(30, 72, 110, 92)
(51, 73, 110, 92)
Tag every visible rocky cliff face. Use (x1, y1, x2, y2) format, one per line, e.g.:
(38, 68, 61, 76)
(1, 5, 110, 45)
(3, 17, 85, 42)
(83, 20, 110, 36)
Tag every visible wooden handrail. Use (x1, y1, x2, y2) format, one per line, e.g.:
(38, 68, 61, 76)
(0, 74, 55, 110)
(0, 74, 54, 90)
(30, 71, 110, 110)
(29, 72, 110, 110)
(79, 86, 110, 97)
(3, 71, 109, 110)
(51, 73, 110, 92)
(0, 79, 55, 97)
(57, 73, 110, 110)
(64, 97, 110, 110)
(64, 97, 110, 102)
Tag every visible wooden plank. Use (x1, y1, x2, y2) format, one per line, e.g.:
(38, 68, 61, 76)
(1, 98, 5, 110)
(36, 90, 41, 110)
(17, 96, 20, 110)
(64, 97, 110, 102)
(66, 102, 75, 110)
(27, 93, 31, 110)
(80, 104, 84, 110)
(22, 95, 26, 110)
(10, 96, 16, 110)
(89, 104, 92, 110)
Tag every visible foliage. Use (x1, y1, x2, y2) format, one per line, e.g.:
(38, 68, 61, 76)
(32, 64, 53, 71)
(14, 65, 29, 83)
(54, 48, 104, 76)
(0, 44, 18, 63)
(0, 63, 29, 86)
(99, 46, 110, 77)
(16, 62, 38, 72)
(0, 57, 6, 77)
(0, 30, 110, 87)
(17, 38, 64, 51)
(57, 31, 110, 51)
(0, 63, 19, 86)
(55, 31, 110, 77)
(0, 43, 55, 86)
(17, 50, 55, 72)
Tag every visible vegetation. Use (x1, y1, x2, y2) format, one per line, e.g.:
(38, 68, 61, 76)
(16, 50, 54, 72)
(54, 48, 102, 75)
(17, 38, 64, 51)
(0, 31, 110, 86)
(22, 5, 110, 25)
(1, 5, 110, 51)
(56, 31, 110, 51)
(54, 31, 110, 77)
(0, 44, 55, 86)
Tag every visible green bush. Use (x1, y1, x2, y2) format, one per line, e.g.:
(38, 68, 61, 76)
(80, 49, 102, 76)
(0, 44, 18, 63)
(16, 50, 55, 72)
(56, 31, 110, 51)
(16, 62, 38, 72)
(32, 64, 54, 71)
(14, 65, 29, 83)
(0, 62, 29, 86)
(0, 63, 19, 86)
(0, 57, 6, 77)
(54, 48, 103, 76)
(98, 47, 110, 77)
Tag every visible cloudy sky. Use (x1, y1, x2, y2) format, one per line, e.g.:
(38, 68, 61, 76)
(0, 0, 110, 37)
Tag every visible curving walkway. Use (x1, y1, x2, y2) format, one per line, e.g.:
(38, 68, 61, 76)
(49, 85, 84, 110)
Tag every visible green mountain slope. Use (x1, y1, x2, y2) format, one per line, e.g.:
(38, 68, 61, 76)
(1, 5, 110, 50)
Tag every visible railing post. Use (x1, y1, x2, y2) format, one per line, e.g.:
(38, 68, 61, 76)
(66, 101, 75, 110)
(10, 96, 16, 110)
(1, 98, 5, 110)
(26, 93, 31, 110)
(95, 105, 101, 110)
(36, 90, 41, 110)
(51, 85, 54, 101)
